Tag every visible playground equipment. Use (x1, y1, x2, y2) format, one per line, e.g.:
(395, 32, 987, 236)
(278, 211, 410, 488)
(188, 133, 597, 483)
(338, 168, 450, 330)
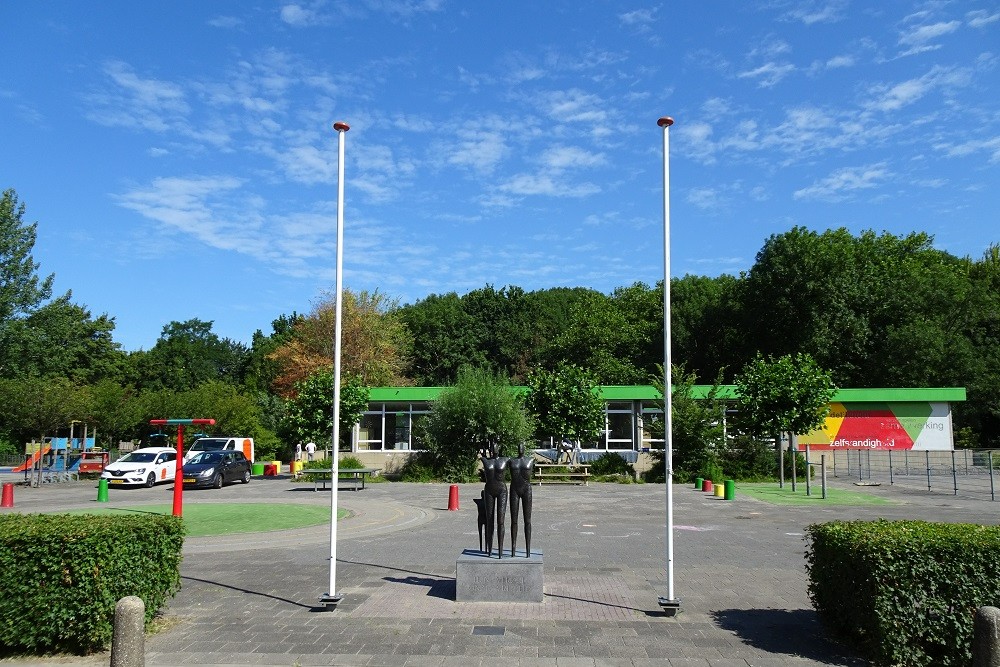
(14, 433, 101, 485)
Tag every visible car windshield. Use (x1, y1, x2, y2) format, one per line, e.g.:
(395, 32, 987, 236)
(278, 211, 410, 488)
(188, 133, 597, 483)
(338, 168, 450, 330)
(120, 452, 158, 463)
(190, 439, 226, 452)
(189, 451, 224, 465)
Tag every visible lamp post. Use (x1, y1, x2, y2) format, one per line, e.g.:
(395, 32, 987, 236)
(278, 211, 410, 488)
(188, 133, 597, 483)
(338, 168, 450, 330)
(321, 120, 350, 610)
(657, 116, 681, 616)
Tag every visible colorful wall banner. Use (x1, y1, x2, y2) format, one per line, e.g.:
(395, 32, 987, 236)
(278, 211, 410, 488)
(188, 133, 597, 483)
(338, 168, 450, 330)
(798, 401, 953, 451)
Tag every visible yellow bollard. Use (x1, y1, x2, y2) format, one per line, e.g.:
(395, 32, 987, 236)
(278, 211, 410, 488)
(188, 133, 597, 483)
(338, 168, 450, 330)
(714, 482, 725, 498)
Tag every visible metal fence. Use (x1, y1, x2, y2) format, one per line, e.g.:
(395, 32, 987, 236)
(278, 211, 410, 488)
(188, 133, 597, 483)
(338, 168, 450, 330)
(805, 447, 1000, 502)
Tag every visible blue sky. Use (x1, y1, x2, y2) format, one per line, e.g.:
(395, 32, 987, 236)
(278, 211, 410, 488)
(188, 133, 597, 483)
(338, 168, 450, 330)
(2, 2, 998, 352)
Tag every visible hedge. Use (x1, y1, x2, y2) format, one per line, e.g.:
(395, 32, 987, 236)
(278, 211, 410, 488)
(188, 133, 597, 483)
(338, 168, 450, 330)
(0, 512, 184, 655)
(805, 519, 1000, 666)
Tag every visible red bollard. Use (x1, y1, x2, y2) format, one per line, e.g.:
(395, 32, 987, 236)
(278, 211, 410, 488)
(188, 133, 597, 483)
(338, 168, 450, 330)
(702, 479, 713, 493)
(1, 483, 13, 508)
(447, 484, 459, 511)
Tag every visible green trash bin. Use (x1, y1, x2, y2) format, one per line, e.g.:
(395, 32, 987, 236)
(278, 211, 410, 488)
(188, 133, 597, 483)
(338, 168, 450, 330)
(724, 479, 736, 500)
(97, 478, 109, 502)
(695, 477, 703, 490)
(251, 463, 265, 476)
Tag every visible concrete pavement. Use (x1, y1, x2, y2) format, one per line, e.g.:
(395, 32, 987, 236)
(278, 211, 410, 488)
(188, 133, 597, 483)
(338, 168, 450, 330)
(3, 473, 998, 666)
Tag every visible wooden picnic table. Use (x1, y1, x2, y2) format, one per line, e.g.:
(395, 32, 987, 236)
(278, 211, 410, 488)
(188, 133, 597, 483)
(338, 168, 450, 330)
(310, 467, 381, 491)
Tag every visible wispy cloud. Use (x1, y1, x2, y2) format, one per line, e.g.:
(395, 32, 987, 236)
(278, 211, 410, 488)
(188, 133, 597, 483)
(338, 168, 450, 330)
(967, 10, 1000, 28)
(782, 0, 847, 25)
(86, 61, 189, 132)
(738, 62, 796, 87)
(864, 65, 971, 112)
(937, 136, 1000, 163)
(207, 15, 243, 29)
(280, 3, 326, 27)
(793, 163, 892, 201)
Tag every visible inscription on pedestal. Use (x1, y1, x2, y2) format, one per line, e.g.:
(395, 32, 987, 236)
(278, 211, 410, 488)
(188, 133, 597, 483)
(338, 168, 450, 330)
(455, 548, 544, 603)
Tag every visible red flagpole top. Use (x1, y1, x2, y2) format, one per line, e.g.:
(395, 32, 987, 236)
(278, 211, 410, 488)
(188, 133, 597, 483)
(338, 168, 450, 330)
(333, 121, 350, 132)
(657, 117, 674, 127)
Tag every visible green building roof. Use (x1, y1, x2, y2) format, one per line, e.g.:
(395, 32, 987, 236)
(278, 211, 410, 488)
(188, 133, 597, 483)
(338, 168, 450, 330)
(369, 385, 966, 403)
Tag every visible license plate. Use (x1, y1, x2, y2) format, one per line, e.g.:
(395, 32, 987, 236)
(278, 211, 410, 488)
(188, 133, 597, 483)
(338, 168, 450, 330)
(110, 480, 124, 484)
(183, 478, 196, 483)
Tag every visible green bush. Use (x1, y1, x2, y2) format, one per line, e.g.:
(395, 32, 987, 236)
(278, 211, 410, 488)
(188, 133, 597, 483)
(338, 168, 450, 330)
(397, 451, 439, 482)
(589, 452, 634, 479)
(339, 455, 364, 469)
(0, 513, 184, 656)
(806, 519, 1000, 666)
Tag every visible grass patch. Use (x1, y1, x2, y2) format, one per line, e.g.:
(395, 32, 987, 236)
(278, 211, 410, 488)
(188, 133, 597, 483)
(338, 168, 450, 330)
(64, 503, 346, 537)
(737, 483, 893, 506)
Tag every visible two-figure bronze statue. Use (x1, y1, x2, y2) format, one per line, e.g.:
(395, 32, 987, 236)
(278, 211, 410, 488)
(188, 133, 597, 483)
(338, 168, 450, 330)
(475, 442, 534, 558)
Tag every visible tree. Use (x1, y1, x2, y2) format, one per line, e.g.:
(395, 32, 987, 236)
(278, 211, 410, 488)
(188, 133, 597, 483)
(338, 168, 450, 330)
(0, 189, 53, 323)
(735, 352, 836, 443)
(279, 369, 369, 452)
(400, 291, 485, 385)
(132, 319, 247, 392)
(2, 295, 125, 383)
(417, 366, 535, 482)
(270, 289, 411, 396)
(525, 362, 604, 445)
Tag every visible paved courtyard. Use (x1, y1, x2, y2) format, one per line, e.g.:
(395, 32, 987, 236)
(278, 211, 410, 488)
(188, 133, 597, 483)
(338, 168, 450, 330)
(4, 473, 998, 666)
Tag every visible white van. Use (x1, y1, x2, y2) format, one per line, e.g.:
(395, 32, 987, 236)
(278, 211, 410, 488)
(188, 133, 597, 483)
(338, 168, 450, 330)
(183, 437, 255, 463)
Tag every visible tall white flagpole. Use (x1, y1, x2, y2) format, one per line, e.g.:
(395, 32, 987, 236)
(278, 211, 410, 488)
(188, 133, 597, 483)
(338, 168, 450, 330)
(322, 120, 350, 610)
(657, 116, 681, 616)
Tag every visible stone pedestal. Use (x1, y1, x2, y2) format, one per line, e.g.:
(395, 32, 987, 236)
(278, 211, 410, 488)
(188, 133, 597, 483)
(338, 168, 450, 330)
(455, 548, 543, 602)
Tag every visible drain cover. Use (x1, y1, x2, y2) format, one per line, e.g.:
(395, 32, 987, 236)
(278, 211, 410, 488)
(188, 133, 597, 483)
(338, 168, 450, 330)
(472, 626, 505, 636)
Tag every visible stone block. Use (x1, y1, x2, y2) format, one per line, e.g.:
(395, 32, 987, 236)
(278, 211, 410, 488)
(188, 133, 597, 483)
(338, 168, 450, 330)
(455, 548, 543, 603)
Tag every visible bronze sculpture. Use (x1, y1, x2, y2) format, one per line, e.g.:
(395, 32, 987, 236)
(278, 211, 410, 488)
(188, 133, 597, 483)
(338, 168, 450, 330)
(508, 443, 534, 557)
(480, 442, 509, 558)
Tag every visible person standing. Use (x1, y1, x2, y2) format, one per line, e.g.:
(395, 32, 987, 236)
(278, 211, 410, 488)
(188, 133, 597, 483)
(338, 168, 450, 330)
(305, 441, 317, 461)
(295, 442, 302, 462)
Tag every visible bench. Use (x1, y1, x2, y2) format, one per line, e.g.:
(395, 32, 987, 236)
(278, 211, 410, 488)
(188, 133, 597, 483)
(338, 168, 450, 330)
(533, 463, 591, 486)
(309, 467, 381, 491)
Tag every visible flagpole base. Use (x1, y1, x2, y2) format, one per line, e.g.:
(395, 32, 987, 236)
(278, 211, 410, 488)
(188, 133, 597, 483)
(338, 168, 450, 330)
(319, 593, 343, 610)
(658, 597, 681, 616)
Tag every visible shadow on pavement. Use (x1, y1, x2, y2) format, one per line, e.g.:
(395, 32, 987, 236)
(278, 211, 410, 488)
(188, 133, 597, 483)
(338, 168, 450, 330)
(711, 608, 867, 666)
(181, 575, 314, 610)
(384, 575, 455, 600)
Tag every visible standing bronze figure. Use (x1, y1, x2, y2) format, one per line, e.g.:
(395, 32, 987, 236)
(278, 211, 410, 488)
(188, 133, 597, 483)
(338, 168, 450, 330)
(509, 443, 534, 557)
(481, 442, 509, 558)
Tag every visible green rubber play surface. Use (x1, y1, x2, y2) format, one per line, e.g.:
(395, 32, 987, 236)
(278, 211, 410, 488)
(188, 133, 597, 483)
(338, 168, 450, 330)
(735, 483, 893, 505)
(67, 503, 347, 537)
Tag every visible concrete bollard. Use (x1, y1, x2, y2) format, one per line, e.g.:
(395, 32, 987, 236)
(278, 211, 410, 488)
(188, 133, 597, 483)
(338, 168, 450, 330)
(110, 595, 145, 667)
(973, 606, 1000, 667)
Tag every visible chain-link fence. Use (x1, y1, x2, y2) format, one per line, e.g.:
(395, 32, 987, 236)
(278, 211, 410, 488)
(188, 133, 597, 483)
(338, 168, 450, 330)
(803, 447, 1000, 502)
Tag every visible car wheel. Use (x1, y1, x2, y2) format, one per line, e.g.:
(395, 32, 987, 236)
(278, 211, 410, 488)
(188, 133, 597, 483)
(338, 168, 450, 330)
(241, 469, 251, 484)
(212, 473, 223, 489)
(145, 472, 156, 488)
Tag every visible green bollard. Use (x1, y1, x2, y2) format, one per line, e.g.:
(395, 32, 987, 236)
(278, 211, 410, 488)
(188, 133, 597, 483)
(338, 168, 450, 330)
(97, 478, 109, 502)
(724, 479, 735, 501)
(695, 477, 703, 490)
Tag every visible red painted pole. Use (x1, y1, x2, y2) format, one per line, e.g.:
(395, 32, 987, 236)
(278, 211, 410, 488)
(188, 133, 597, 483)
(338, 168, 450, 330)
(172, 425, 185, 517)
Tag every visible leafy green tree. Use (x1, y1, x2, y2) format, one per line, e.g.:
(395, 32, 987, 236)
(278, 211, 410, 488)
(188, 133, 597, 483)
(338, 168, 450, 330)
(461, 285, 536, 380)
(735, 352, 836, 443)
(0, 377, 86, 445)
(525, 362, 604, 445)
(132, 319, 247, 392)
(400, 291, 485, 385)
(542, 290, 646, 384)
(0, 189, 53, 323)
(417, 366, 535, 482)
(279, 369, 368, 452)
(3, 295, 124, 383)
(645, 365, 727, 482)
(670, 274, 742, 382)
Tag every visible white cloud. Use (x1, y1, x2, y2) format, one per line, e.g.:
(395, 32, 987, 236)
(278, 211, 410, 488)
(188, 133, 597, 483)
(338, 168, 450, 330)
(280, 4, 322, 27)
(498, 173, 599, 198)
(826, 54, 855, 68)
(738, 62, 796, 88)
(865, 65, 971, 112)
(967, 10, 1000, 28)
(86, 61, 189, 132)
(539, 145, 605, 170)
(207, 15, 243, 29)
(899, 20, 961, 47)
(443, 128, 508, 175)
(938, 136, 1000, 163)
(793, 163, 892, 201)
(542, 89, 609, 125)
(619, 7, 657, 29)
(783, 0, 847, 25)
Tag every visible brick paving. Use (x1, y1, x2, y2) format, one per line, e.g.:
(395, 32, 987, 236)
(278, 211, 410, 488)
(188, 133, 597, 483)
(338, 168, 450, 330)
(4, 474, 999, 665)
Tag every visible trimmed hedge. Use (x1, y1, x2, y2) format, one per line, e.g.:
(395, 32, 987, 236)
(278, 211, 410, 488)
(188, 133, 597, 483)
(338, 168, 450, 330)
(805, 519, 1000, 666)
(0, 513, 184, 656)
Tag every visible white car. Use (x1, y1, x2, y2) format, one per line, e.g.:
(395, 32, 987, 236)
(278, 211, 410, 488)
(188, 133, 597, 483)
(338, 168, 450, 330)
(100, 447, 178, 488)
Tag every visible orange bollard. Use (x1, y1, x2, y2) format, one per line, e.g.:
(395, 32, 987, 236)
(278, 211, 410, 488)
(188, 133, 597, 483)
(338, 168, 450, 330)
(447, 484, 459, 511)
(1, 483, 13, 508)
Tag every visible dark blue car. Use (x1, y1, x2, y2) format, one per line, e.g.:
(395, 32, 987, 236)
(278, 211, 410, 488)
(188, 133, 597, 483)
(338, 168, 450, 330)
(182, 450, 252, 489)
